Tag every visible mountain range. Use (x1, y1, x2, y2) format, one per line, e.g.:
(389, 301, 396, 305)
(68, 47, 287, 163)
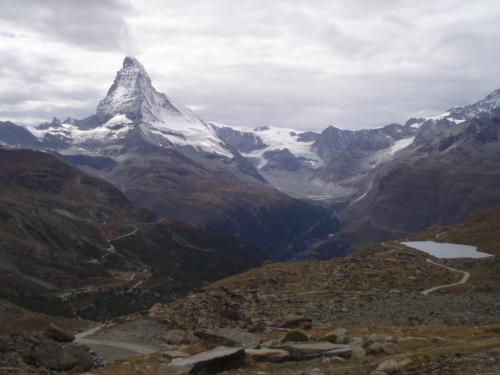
(1, 56, 500, 260)
(1, 56, 500, 375)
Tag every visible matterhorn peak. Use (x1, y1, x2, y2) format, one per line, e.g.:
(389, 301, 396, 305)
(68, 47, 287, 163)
(96, 56, 180, 124)
(123, 56, 145, 69)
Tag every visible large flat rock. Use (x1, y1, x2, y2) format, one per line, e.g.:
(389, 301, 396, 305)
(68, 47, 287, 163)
(167, 346, 246, 374)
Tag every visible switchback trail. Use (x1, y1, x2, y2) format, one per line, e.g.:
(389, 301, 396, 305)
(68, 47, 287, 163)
(421, 258, 470, 295)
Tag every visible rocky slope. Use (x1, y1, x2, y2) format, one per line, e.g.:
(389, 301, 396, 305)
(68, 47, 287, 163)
(0, 148, 265, 320)
(49, 207, 499, 374)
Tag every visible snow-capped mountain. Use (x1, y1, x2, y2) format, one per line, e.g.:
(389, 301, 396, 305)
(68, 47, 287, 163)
(2, 56, 500, 260)
(212, 123, 322, 169)
(211, 121, 418, 199)
(0, 57, 334, 258)
(29, 57, 233, 158)
(7, 57, 500, 202)
(448, 88, 500, 121)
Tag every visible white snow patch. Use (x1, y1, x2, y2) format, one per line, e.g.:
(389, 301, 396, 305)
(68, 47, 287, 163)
(428, 112, 451, 121)
(446, 118, 466, 125)
(237, 126, 322, 169)
(147, 109, 233, 158)
(388, 137, 415, 155)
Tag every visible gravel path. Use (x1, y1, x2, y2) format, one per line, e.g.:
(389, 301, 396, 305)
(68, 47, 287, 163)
(75, 325, 157, 361)
(421, 258, 470, 295)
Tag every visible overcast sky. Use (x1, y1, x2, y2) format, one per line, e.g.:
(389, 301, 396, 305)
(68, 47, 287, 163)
(1, 0, 500, 130)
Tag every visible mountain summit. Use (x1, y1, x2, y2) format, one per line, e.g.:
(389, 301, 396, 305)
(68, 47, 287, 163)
(96, 56, 183, 124)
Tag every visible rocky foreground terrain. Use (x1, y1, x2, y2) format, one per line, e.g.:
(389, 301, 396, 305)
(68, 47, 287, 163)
(2, 216, 498, 374)
(0, 200, 498, 375)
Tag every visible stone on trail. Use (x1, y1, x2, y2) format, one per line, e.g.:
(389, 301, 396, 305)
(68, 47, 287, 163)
(167, 346, 246, 374)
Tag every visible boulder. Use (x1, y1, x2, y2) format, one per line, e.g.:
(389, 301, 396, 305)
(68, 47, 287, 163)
(194, 329, 259, 349)
(376, 359, 399, 372)
(32, 342, 92, 371)
(45, 323, 75, 343)
(367, 342, 384, 354)
(321, 328, 348, 344)
(222, 330, 260, 349)
(381, 342, 399, 355)
(367, 342, 399, 355)
(167, 346, 246, 374)
(375, 358, 411, 373)
(245, 348, 289, 363)
(161, 329, 188, 345)
(348, 336, 364, 347)
(194, 329, 238, 348)
(352, 346, 367, 360)
(274, 314, 312, 329)
(274, 342, 352, 360)
(367, 333, 393, 344)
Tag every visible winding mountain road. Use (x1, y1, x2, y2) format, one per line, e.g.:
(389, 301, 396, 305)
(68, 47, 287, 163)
(110, 228, 139, 242)
(420, 258, 470, 295)
(380, 243, 472, 295)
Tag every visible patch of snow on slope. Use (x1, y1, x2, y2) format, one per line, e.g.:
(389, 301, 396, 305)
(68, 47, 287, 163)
(447, 118, 466, 125)
(238, 126, 322, 169)
(30, 115, 134, 143)
(146, 106, 233, 158)
(388, 137, 415, 155)
(428, 112, 451, 121)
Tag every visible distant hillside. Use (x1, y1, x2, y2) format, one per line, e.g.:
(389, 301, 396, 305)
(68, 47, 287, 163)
(0, 148, 265, 319)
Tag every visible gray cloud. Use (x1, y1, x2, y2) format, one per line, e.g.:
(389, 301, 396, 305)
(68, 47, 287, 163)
(1, 0, 500, 129)
(0, 0, 131, 50)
